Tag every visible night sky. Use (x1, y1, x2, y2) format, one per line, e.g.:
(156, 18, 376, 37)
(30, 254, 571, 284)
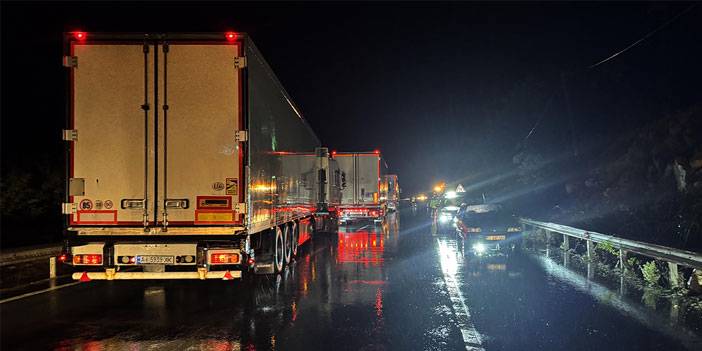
(2, 2, 701, 196)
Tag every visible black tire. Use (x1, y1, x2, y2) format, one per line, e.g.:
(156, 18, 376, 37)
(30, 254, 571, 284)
(283, 224, 292, 265)
(291, 221, 299, 257)
(274, 226, 284, 273)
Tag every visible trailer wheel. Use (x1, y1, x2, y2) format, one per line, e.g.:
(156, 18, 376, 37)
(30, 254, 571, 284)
(274, 226, 284, 273)
(291, 221, 299, 257)
(283, 223, 293, 265)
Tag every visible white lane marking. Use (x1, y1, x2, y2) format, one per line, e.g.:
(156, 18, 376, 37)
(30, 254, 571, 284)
(437, 239, 484, 351)
(0, 280, 82, 304)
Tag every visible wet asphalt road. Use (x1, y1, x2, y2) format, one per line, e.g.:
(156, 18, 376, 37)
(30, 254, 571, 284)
(1, 210, 700, 350)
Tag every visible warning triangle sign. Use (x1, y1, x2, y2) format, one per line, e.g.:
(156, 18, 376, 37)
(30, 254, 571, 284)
(456, 184, 466, 193)
(79, 272, 91, 282)
(223, 270, 234, 280)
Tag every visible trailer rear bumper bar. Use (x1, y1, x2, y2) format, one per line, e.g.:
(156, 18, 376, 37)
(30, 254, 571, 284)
(72, 269, 242, 280)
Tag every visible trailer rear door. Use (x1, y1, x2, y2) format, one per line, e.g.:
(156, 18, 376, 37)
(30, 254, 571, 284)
(71, 44, 154, 226)
(335, 153, 381, 206)
(69, 40, 243, 227)
(163, 44, 243, 225)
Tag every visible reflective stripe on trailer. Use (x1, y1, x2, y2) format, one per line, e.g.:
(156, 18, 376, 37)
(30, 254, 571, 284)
(71, 270, 242, 280)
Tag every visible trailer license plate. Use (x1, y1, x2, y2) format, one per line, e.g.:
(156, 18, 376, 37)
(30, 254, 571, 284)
(486, 235, 506, 241)
(136, 255, 174, 264)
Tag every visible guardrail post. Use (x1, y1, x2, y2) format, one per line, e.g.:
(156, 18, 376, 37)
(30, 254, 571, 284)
(586, 240, 594, 261)
(668, 262, 680, 289)
(562, 235, 569, 251)
(619, 249, 627, 273)
(49, 256, 57, 279)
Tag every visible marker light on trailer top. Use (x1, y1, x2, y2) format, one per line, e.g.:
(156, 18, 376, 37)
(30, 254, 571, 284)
(225, 32, 238, 41)
(74, 32, 86, 41)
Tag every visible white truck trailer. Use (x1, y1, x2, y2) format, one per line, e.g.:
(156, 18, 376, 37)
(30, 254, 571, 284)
(333, 151, 388, 224)
(60, 32, 330, 279)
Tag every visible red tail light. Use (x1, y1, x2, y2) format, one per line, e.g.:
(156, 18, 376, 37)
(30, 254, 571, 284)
(73, 254, 102, 265)
(225, 32, 238, 41)
(73, 32, 86, 41)
(210, 253, 240, 264)
(58, 253, 69, 263)
(247, 257, 255, 266)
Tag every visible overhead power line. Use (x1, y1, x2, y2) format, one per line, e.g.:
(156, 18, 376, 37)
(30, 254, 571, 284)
(589, 3, 698, 69)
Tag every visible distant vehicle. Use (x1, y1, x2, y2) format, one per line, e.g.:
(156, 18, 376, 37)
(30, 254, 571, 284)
(384, 174, 400, 213)
(435, 190, 465, 231)
(454, 204, 522, 255)
(334, 151, 387, 224)
(60, 32, 338, 280)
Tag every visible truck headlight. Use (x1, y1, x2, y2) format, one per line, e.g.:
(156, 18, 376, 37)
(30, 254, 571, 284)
(473, 243, 487, 253)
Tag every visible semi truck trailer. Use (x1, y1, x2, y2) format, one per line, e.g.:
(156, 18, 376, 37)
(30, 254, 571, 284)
(333, 151, 388, 224)
(276, 148, 342, 234)
(60, 32, 329, 279)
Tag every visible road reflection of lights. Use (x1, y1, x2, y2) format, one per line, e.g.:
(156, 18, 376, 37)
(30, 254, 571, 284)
(437, 239, 484, 351)
(56, 339, 243, 350)
(375, 288, 383, 318)
(536, 255, 701, 349)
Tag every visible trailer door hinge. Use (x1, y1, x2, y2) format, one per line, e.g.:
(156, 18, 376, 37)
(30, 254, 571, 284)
(62, 203, 77, 215)
(235, 203, 247, 214)
(63, 129, 78, 141)
(63, 56, 78, 68)
(235, 130, 248, 142)
(234, 56, 247, 69)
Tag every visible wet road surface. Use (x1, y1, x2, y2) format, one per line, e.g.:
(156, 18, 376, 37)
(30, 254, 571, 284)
(1, 211, 700, 350)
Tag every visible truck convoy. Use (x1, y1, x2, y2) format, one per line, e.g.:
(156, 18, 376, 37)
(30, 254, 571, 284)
(333, 151, 388, 224)
(60, 32, 344, 280)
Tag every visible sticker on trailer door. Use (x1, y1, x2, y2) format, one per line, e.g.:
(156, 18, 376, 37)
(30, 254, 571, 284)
(212, 182, 225, 192)
(226, 178, 238, 195)
(80, 199, 93, 210)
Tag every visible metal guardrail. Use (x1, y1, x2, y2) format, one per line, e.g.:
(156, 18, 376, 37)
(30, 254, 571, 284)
(0, 244, 62, 280)
(0, 244, 62, 266)
(520, 218, 702, 270)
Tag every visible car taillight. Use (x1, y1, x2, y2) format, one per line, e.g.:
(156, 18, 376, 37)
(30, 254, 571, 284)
(210, 253, 240, 264)
(73, 254, 102, 265)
